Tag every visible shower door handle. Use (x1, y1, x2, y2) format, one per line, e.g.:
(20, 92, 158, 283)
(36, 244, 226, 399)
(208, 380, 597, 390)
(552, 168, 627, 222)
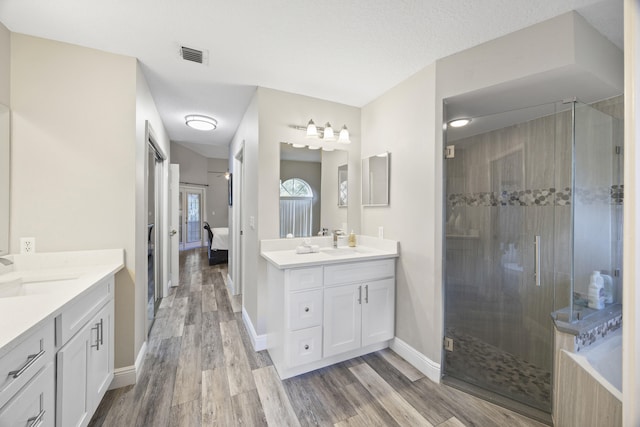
(534, 235, 541, 287)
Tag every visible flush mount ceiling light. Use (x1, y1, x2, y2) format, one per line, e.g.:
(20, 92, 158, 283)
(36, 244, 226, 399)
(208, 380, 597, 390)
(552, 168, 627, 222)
(448, 118, 472, 128)
(185, 115, 218, 131)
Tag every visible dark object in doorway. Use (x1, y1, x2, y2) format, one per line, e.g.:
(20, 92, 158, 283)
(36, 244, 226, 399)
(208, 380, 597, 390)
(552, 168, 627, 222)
(204, 222, 228, 265)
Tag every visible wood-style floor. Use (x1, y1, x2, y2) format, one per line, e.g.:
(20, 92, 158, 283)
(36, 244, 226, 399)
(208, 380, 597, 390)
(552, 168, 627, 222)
(88, 248, 547, 427)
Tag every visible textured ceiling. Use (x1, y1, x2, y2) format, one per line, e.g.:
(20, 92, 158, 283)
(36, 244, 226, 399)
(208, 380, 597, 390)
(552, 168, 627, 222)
(0, 0, 623, 158)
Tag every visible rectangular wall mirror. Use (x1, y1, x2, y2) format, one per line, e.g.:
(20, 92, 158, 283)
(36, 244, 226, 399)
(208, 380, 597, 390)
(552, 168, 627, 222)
(362, 152, 390, 206)
(280, 143, 348, 237)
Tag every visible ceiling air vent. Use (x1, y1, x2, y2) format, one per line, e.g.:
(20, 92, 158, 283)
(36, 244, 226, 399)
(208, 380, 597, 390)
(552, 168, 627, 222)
(180, 46, 208, 65)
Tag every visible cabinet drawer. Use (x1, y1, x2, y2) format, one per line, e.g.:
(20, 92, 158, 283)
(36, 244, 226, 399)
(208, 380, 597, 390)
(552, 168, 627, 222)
(287, 289, 322, 330)
(0, 320, 54, 409)
(288, 267, 323, 291)
(0, 362, 55, 427)
(324, 259, 395, 286)
(287, 326, 322, 367)
(58, 275, 112, 345)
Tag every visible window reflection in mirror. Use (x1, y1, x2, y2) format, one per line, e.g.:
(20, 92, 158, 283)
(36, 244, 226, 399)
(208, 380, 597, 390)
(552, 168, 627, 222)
(362, 152, 390, 206)
(280, 143, 348, 237)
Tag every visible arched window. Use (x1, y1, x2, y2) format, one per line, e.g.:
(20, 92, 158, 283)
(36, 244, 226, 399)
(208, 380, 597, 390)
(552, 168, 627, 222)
(280, 178, 313, 237)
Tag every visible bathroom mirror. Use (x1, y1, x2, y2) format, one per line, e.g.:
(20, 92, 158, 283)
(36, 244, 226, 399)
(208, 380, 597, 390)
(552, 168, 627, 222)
(362, 152, 390, 206)
(0, 104, 9, 255)
(280, 143, 348, 237)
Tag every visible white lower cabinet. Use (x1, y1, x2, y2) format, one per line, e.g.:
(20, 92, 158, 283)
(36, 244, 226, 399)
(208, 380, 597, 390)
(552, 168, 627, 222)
(267, 258, 395, 379)
(57, 298, 113, 427)
(324, 278, 395, 358)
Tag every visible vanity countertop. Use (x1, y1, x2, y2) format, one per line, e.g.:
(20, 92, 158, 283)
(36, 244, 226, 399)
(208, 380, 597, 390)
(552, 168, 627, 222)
(0, 249, 124, 358)
(261, 235, 399, 269)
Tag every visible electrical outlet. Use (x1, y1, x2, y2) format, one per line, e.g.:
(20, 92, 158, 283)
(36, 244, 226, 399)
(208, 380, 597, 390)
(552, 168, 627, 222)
(20, 237, 36, 254)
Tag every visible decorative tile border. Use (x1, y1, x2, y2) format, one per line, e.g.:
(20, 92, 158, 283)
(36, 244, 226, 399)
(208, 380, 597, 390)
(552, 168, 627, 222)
(448, 185, 623, 208)
(574, 313, 622, 352)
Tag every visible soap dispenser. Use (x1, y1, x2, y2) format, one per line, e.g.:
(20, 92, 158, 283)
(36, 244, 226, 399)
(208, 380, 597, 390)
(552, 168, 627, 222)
(348, 230, 356, 247)
(588, 271, 605, 310)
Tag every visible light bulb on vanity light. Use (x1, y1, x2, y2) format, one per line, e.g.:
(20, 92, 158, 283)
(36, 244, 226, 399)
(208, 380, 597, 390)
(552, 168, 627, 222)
(306, 119, 319, 138)
(338, 125, 351, 143)
(323, 122, 335, 141)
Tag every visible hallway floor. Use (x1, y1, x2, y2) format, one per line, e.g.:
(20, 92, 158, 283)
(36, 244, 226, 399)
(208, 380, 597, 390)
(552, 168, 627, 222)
(88, 248, 547, 427)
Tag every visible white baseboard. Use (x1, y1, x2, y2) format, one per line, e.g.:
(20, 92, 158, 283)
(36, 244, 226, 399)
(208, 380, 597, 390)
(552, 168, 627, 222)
(389, 337, 441, 384)
(242, 308, 267, 351)
(108, 340, 148, 390)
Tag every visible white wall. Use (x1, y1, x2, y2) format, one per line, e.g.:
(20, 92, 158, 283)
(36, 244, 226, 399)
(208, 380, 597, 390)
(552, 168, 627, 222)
(9, 34, 169, 371)
(361, 65, 438, 361)
(135, 63, 170, 368)
(232, 87, 361, 337)
(359, 11, 624, 372)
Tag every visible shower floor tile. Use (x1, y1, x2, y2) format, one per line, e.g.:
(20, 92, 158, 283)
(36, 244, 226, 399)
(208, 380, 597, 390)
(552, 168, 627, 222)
(445, 328, 552, 413)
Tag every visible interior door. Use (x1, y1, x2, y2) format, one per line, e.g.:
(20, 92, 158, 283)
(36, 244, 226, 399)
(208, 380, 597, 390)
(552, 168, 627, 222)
(169, 164, 180, 287)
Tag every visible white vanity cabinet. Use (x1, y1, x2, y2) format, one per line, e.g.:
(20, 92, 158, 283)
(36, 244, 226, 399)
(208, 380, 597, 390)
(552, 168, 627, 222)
(267, 258, 395, 379)
(56, 275, 114, 427)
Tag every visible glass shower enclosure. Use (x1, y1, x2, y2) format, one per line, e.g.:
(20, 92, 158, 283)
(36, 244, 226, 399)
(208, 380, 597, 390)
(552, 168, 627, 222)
(442, 98, 623, 419)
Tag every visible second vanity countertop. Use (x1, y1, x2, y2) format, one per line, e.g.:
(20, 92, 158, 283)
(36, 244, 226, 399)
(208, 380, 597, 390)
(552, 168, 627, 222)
(0, 249, 124, 358)
(261, 235, 399, 269)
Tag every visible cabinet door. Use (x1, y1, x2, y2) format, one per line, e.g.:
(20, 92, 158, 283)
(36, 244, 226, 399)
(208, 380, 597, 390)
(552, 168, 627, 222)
(87, 300, 114, 413)
(362, 278, 395, 347)
(57, 325, 90, 427)
(323, 284, 362, 358)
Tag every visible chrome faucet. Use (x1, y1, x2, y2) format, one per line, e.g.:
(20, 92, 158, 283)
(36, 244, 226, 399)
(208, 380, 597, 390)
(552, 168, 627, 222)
(0, 257, 13, 266)
(332, 229, 344, 248)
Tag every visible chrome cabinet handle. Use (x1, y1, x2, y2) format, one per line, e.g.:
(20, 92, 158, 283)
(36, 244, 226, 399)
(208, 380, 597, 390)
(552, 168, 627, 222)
(27, 409, 45, 427)
(304, 307, 310, 313)
(8, 349, 45, 379)
(365, 285, 369, 303)
(357, 285, 362, 304)
(99, 318, 104, 346)
(170, 229, 177, 236)
(91, 319, 103, 350)
(304, 344, 309, 350)
(534, 235, 541, 287)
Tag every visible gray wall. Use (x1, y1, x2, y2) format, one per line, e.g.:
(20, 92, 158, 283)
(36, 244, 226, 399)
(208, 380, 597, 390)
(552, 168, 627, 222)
(207, 157, 230, 228)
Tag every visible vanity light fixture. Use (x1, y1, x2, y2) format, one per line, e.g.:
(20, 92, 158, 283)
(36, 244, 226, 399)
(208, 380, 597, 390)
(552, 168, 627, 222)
(290, 119, 351, 147)
(185, 115, 218, 131)
(448, 118, 472, 128)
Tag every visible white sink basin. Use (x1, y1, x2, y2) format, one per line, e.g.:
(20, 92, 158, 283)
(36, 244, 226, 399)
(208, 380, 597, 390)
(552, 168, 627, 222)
(0, 272, 80, 298)
(320, 247, 372, 256)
